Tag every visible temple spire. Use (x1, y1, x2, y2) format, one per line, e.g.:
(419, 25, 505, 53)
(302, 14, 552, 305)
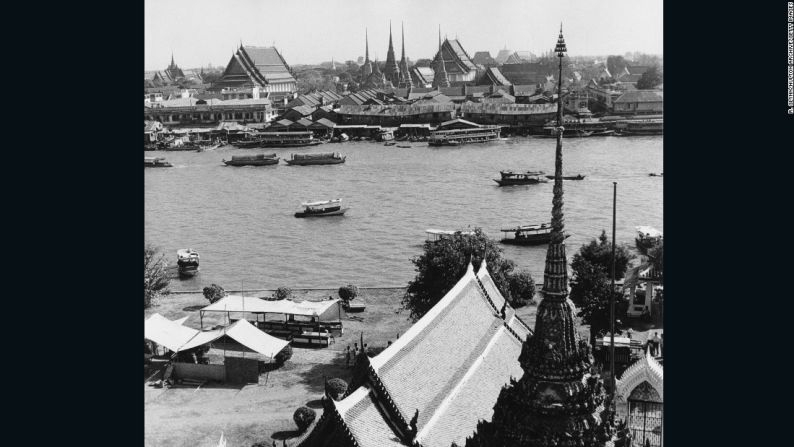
(401, 22, 406, 60)
(365, 28, 370, 63)
(384, 20, 401, 85)
(432, 25, 450, 89)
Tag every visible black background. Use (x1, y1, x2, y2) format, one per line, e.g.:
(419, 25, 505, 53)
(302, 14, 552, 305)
(2, 1, 790, 445)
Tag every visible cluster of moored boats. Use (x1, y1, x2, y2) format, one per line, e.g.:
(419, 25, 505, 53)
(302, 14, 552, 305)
(222, 152, 345, 166)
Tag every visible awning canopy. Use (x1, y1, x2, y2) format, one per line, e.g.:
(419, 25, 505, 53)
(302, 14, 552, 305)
(145, 314, 289, 358)
(202, 296, 341, 320)
(145, 314, 199, 352)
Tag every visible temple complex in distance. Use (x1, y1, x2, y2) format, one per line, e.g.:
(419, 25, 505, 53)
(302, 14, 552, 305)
(209, 44, 297, 98)
(145, 53, 204, 87)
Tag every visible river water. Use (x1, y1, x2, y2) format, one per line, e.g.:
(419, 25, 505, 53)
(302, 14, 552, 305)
(145, 135, 662, 291)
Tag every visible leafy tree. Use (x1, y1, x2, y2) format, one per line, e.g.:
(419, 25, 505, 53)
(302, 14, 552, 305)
(402, 228, 535, 321)
(325, 378, 348, 401)
(507, 271, 536, 307)
(338, 284, 359, 303)
(293, 406, 316, 432)
(273, 287, 292, 301)
(636, 65, 663, 89)
(144, 244, 170, 308)
(202, 284, 226, 304)
(569, 232, 631, 345)
(570, 230, 631, 281)
(606, 55, 628, 78)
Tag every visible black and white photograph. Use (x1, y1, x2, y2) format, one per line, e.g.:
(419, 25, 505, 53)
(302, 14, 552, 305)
(144, 1, 663, 445)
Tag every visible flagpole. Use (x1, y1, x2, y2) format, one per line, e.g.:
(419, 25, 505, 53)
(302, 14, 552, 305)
(610, 182, 617, 400)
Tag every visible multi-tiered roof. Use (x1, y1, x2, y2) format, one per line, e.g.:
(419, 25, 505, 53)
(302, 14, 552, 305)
(210, 45, 295, 91)
(298, 261, 532, 447)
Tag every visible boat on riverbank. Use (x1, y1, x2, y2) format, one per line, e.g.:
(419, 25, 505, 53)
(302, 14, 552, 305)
(544, 174, 585, 180)
(259, 131, 324, 147)
(500, 224, 569, 246)
(222, 154, 279, 166)
(294, 199, 348, 218)
(284, 152, 345, 166)
(144, 157, 173, 168)
(428, 126, 502, 146)
(176, 249, 200, 277)
(617, 118, 664, 135)
(425, 229, 475, 242)
(494, 170, 548, 186)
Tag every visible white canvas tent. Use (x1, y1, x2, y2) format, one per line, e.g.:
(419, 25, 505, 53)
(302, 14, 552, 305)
(145, 314, 289, 359)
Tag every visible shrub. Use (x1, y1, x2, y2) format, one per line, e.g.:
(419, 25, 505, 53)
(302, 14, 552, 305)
(325, 378, 348, 400)
(507, 270, 536, 308)
(202, 284, 227, 304)
(273, 287, 292, 301)
(293, 406, 316, 432)
(144, 245, 171, 309)
(275, 345, 293, 365)
(338, 284, 359, 302)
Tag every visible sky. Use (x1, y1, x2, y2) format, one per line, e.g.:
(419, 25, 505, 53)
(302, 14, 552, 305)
(144, 0, 663, 70)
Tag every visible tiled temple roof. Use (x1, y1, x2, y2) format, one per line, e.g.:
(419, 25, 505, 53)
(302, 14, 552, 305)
(304, 262, 526, 447)
(614, 90, 663, 103)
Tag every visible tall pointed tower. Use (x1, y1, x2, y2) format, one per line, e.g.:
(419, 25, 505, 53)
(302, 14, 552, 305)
(466, 25, 614, 447)
(398, 22, 414, 88)
(432, 27, 450, 89)
(384, 21, 401, 86)
(361, 29, 373, 81)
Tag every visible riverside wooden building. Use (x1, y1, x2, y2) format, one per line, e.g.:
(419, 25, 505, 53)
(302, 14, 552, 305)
(144, 97, 276, 126)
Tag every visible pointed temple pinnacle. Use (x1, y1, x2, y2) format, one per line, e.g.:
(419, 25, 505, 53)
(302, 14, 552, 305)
(401, 22, 406, 58)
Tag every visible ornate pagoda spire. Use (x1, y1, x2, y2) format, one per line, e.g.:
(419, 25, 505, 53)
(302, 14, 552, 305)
(361, 28, 372, 81)
(169, 51, 175, 68)
(398, 22, 414, 88)
(432, 26, 450, 89)
(466, 25, 615, 447)
(384, 21, 401, 86)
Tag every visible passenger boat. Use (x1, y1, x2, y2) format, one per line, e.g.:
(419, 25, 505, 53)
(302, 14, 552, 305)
(494, 170, 548, 186)
(428, 126, 502, 146)
(235, 137, 265, 148)
(635, 226, 663, 252)
(425, 229, 475, 242)
(259, 131, 323, 147)
(544, 174, 586, 180)
(284, 152, 346, 166)
(500, 224, 569, 246)
(144, 157, 173, 168)
(176, 249, 200, 277)
(617, 118, 664, 135)
(294, 199, 348, 218)
(222, 153, 279, 166)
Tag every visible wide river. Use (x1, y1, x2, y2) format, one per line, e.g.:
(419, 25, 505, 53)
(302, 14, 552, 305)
(145, 135, 662, 291)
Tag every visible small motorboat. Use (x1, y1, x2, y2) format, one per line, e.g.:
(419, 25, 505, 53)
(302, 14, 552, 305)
(648, 172, 664, 177)
(223, 154, 279, 166)
(494, 170, 548, 186)
(144, 157, 173, 168)
(500, 224, 571, 246)
(384, 142, 397, 146)
(176, 249, 200, 277)
(294, 198, 349, 218)
(544, 174, 586, 181)
(396, 144, 412, 148)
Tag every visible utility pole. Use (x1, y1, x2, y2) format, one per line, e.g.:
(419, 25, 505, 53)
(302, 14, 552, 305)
(610, 181, 617, 400)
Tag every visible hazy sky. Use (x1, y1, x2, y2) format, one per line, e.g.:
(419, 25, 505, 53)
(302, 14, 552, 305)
(145, 0, 662, 70)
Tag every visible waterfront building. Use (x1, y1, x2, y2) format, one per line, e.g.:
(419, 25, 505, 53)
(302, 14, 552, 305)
(466, 26, 615, 446)
(459, 102, 557, 128)
(209, 44, 297, 100)
(613, 90, 663, 115)
(297, 260, 532, 447)
(615, 349, 664, 446)
(143, 97, 275, 126)
(335, 103, 457, 126)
